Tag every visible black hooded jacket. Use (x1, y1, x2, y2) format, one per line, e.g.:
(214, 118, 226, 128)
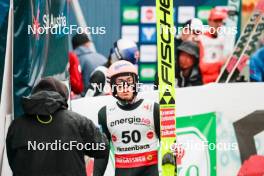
(175, 41, 202, 87)
(6, 77, 109, 176)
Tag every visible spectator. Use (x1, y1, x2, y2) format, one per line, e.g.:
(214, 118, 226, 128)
(250, 46, 264, 82)
(6, 77, 109, 176)
(72, 33, 107, 96)
(206, 8, 227, 38)
(176, 41, 202, 87)
(199, 7, 228, 84)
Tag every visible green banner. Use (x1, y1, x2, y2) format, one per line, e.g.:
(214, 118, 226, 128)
(176, 112, 216, 176)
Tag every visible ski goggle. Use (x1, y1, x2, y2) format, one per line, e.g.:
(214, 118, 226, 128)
(114, 76, 134, 86)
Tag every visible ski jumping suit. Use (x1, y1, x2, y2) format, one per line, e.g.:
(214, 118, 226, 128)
(93, 99, 160, 176)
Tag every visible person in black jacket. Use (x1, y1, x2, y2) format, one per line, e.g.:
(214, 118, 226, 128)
(176, 41, 202, 87)
(6, 77, 109, 176)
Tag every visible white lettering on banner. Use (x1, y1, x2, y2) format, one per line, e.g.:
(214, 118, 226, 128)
(143, 28, 155, 40)
(161, 125, 175, 130)
(115, 150, 158, 168)
(116, 156, 146, 163)
(162, 116, 175, 121)
(161, 109, 175, 116)
(29, 13, 66, 35)
(162, 130, 175, 136)
(43, 13, 67, 28)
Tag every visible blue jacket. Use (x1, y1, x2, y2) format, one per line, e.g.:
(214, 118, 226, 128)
(250, 47, 264, 82)
(74, 46, 107, 96)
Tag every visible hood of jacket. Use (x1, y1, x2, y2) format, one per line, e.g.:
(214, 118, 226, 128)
(22, 91, 67, 115)
(22, 77, 69, 115)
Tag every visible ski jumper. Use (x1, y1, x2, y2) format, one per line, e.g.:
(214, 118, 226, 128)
(94, 99, 160, 176)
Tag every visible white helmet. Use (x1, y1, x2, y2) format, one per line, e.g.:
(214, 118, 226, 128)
(107, 60, 139, 101)
(109, 38, 139, 64)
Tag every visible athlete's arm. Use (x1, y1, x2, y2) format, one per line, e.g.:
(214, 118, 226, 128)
(153, 103, 161, 141)
(93, 106, 110, 176)
(78, 114, 109, 158)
